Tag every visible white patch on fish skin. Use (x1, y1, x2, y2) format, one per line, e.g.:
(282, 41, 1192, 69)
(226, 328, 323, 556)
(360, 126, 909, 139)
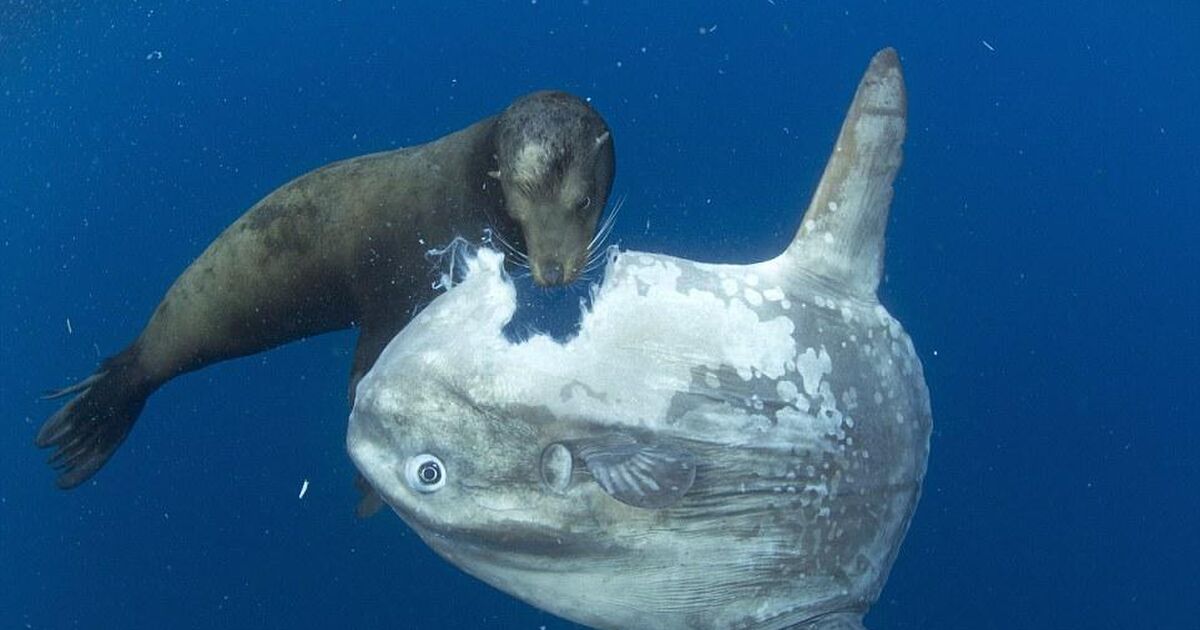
(815, 380, 846, 440)
(763, 287, 785, 302)
(795, 346, 832, 398)
(721, 278, 739, 296)
(381, 249, 799, 426)
(776, 379, 800, 404)
(839, 301, 856, 323)
(627, 257, 683, 291)
(744, 288, 763, 306)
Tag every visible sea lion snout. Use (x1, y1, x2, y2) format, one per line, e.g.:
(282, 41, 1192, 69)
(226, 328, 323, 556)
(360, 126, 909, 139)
(530, 250, 586, 286)
(536, 261, 565, 286)
(529, 245, 588, 286)
(514, 206, 593, 286)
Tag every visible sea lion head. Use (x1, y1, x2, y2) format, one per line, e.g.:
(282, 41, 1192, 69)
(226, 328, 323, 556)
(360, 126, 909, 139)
(493, 91, 615, 286)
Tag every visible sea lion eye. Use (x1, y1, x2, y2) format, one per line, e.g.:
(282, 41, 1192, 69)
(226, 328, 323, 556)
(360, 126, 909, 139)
(576, 196, 591, 212)
(405, 454, 446, 493)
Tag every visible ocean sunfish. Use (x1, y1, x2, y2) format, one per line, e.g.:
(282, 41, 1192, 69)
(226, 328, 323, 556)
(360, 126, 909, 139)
(348, 48, 930, 630)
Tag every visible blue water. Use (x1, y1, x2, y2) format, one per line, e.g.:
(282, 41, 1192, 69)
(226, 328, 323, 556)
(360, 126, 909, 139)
(3, 2, 1197, 628)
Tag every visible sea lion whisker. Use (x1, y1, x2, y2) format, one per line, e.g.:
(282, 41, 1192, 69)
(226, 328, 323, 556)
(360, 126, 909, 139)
(582, 255, 609, 275)
(584, 240, 618, 272)
(584, 202, 624, 270)
(587, 194, 625, 251)
(496, 238, 529, 264)
(485, 225, 529, 262)
(491, 234, 521, 257)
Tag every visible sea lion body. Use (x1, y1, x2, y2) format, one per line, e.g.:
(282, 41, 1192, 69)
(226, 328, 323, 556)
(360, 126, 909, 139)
(38, 92, 616, 488)
(136, 119, 501, 391)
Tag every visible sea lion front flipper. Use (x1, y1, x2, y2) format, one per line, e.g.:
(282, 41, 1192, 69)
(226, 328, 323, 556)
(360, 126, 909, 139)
(347, 320, 404, 406)
(347, 322, 401, 518)
(577, 438, 696, 509)
(353, 473, 384, 518)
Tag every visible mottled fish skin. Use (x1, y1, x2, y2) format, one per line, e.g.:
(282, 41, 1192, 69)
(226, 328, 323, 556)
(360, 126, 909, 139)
(348, 48, 928, 630)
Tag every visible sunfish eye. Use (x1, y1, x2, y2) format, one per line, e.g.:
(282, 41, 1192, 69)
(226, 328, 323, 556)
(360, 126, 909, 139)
(405, 454, 446, 493)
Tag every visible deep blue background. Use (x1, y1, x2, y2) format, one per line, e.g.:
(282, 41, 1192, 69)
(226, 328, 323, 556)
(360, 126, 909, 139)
(3, 2, 1197, 628)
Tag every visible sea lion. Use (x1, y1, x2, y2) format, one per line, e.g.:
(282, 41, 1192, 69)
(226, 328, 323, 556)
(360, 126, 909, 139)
(348, 49, 928, 629)
(37, 90, 616, 489)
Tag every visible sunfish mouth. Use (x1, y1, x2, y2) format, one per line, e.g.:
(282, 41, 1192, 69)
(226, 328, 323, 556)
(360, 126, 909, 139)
(416, 520, 614, 569)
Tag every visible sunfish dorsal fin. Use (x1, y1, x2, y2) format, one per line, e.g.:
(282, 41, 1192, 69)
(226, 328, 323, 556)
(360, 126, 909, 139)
(780, 48, 907, 298)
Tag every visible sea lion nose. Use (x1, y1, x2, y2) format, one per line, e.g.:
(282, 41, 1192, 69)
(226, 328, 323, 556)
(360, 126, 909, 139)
(539, 262, 564, 286)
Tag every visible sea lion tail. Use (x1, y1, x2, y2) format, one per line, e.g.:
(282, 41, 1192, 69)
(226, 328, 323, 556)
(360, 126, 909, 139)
(36, 349, 150, 489)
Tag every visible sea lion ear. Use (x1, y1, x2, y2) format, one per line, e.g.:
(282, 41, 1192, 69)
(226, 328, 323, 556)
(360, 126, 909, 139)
(577, 437, 696, 509)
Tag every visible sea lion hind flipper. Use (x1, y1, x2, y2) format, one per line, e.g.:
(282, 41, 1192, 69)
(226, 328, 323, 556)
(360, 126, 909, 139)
(35, 352, 149, 489)
(41, 371, 105, 400)
(348, 326, 396, 518)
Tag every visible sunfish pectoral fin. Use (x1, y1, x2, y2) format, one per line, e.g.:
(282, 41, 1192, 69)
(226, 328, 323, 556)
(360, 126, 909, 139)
(779, 47, 906, 298)
(577, 438, 697, 509)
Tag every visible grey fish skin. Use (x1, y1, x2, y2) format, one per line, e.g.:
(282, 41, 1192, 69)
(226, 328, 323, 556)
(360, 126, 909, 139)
(348, 48, 929, 630)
